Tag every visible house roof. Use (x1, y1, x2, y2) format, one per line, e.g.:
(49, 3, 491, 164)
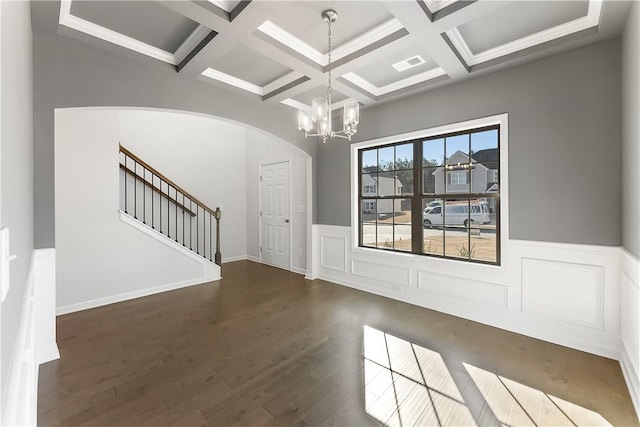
(471, 148, 498, 169)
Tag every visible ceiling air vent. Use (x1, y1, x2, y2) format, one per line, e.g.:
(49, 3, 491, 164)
(392, 55, 426, 72)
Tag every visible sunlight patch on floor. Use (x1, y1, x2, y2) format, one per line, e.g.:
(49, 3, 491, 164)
(363, 325, 612, 427)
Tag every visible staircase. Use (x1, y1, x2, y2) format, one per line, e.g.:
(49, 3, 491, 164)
(119, 144, 221, 266)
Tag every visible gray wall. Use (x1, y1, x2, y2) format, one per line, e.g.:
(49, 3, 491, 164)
(1, 0, 34, 400)
(32, 31, 312, 249)
(622, 1, 639, 258)
(319, 38, 623, 246)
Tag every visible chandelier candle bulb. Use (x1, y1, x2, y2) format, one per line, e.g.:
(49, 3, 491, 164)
(298, 110, 313, 132)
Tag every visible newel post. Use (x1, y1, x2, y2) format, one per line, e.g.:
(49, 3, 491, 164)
(214, 207, 222, 267)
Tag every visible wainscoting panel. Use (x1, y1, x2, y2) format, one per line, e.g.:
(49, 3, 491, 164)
(621, 249, 640, 416)
(417, 270, 507, 308)
(352, 259, 410, 286)
(521, 257, 604, 329)
(320, 235, 347, 272)
(313, 226, 622, 360)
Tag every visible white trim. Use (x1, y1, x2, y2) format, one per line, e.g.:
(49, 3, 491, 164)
(622, 340, 640, 417)
(291, 266, 307, 275)
(34, 248, 60, 365)
(445, 0, 604, 66)
(173, 25, 212, 65)
(343, 68, 447, 96)
(311, 224, 623, 360)
(620, 248, 640, 417)
(201, 69, 305, 98)
(207, 0, 233, 13)
(58, 0, 177, 65)
(350, 113, 509, 271)
(222, 255, 248, 263)
(422, 0, 458, 13)
(2, 249, 60, 427)
(258, 20, 325, 65)
(120, 211, 220, 268)
(257, 18, 404, 66)
(201, 67, 264, 96)
(281, 98, 312, 111)
(56, 277, 213, 316)
(247, 255, 261, 263)
(262, 71, 305, 95)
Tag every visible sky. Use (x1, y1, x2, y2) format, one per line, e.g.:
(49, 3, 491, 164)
(362, 128, 498, 170)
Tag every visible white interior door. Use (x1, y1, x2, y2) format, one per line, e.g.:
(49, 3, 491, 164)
(260, 161, 290, 270)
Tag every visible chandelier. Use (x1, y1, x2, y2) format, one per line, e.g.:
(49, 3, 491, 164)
(297, 9, 359, 143)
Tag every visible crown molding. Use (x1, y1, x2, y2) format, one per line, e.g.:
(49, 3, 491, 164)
(343, 67, 446, 97)
(422, 0, 458, 13)
(174, 25, 213, 65)
(446, 0, 604, 66)
(262, 71, 306, 95)
(201, 68, 263, 95)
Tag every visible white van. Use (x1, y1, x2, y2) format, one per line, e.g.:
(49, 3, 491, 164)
(423, 200, 491, 227)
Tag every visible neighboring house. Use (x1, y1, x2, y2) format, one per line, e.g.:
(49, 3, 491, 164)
(432, 148, 499, 211)
(362, 173, 403, 216)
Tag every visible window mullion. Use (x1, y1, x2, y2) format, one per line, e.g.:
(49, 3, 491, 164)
(412, 140, 422, 254)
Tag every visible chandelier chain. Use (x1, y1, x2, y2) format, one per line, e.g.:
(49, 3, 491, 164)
(327, 18, 332, 107)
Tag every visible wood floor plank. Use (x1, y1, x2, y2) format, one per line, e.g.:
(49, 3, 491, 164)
(38, 261, 639, 427)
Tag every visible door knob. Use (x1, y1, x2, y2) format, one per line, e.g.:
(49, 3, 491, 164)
(285, 219, 290, 223)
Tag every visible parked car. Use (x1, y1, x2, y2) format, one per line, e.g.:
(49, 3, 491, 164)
(423, 200, 490, 227)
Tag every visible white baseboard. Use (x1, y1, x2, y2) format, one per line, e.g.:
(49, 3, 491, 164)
(222, 255, 248, 263)
(291, 266, 306, 275)
(247, 255, 261, 263)
(57, 277, 212, 316)
(622, 341, 640, 417)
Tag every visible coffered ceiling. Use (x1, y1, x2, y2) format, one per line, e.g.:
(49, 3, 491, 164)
(37, 0, 632, 115)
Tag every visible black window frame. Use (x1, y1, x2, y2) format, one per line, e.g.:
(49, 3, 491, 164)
(358, 124, 501, 265)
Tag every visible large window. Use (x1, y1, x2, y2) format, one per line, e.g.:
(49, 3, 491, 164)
(358, 125, 500, 265)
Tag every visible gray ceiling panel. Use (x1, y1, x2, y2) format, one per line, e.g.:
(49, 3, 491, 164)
(215, 45, 293, 87)
(458, 0, 590, 54)
(71, 1, 199, 53)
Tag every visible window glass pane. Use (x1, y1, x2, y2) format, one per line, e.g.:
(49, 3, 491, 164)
(394, 199, 411, 252)
(471, 129, 498, 152)
(378, 146, 394, 170)
(423, 138, 444, 167)
(361, 200, 377, 248)
(471, 195, 498, 263)
(422, 198, 443, 256)
(395, 143, 414, 196)
(422, 166, 438, 194)
(377, 221, 394, 249)
(378, 171, 396, 197)
(395, 143, 413, 169)
(443, 198, 470, 259)
(446, 134, 469, 164)
(361, 173, 378, 196)
(471, 225, 497, 263)
(362, 149, 378, 173)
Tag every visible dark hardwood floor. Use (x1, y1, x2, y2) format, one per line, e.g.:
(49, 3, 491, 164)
(38, 261, 638, 426)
